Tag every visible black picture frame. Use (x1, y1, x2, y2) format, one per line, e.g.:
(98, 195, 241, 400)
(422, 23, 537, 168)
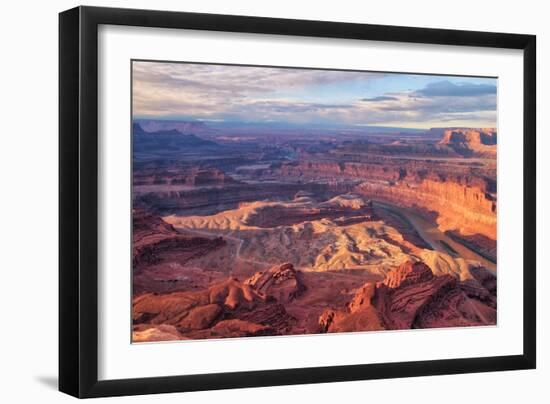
(59, 5, 536, 398)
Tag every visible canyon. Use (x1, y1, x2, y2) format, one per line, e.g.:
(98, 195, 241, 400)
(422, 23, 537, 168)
(132, 121, 497, 342)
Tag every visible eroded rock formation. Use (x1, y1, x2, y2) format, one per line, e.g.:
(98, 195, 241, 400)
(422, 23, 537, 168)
(271, 152, 496, 256)
(265, 129, 497, 253)
(131, 122, 498, 343)
(133, 166, 237, 187)
(319, 261, 496, 333)
(164, 197, 413, 273)
(132, 209, 226, 271)
(132, 263, 306, 340)
(438, 128, 497, 157)
(355, 178, 496, 241)
(244, 262, 306, 302)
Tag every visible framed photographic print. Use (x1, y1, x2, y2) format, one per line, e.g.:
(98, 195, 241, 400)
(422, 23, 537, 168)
(59, 6, 536, 398)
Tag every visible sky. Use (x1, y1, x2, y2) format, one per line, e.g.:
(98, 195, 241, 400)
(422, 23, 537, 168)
(132, 61, 497, 129)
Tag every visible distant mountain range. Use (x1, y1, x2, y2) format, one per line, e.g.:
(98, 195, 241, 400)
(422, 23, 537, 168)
(134, 119, 211, 134)
(133, 118, 426, 135)
(132, 122, 217, 152)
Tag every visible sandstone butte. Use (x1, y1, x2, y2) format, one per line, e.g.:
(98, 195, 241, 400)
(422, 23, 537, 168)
(438, 128, 497, 157)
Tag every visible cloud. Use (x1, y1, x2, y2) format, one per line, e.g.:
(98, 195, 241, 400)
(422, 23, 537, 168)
(349, 78, 497, 127)
(360, 96, 398, 102)
(241, 101, 351, 113)
(415, 80, 496, 97)
(132, 61, 497, 128)
(351, 89, 496, 126)
(133, 61, 380, 97)
(132, 61, 382, 119)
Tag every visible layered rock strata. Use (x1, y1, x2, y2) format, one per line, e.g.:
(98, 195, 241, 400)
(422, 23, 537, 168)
(319, 261, 496, 333)
(438, 128, 497, 157)
(132, 209, 226, 271)
(133, 263, 306, 340)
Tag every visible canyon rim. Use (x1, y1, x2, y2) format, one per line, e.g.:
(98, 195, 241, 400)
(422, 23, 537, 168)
(131, 60, 497, 342)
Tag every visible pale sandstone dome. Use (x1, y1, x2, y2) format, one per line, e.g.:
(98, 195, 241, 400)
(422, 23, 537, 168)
(164, 197, 413, 275)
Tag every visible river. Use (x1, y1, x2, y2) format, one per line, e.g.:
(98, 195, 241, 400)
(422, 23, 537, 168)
(373, 201, 496, 272)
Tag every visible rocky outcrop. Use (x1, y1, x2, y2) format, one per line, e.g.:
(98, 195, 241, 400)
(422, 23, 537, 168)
(383, 260, 434, 288)
(272, 148, 496, 246)
(165, 198, 412, 273)
(133, 167, 237, 187)
(319, 261, 496, 333)
(276, 158, 495, 186)
(191, 319, 273, 339)
(132, 264, 305, 341)
(134, 181, 342, 216)
(333, 127, 496, 158)
(132, 209, 226, 270)
(244, 263, 306, 302)
(130, 123, 499, 343)
(438, 128, 497, 157)
(132, 324, 187, 342)
(355, 178, 496, 240)
(318, 282, 385, 333)
(243, 195, 374, 228)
